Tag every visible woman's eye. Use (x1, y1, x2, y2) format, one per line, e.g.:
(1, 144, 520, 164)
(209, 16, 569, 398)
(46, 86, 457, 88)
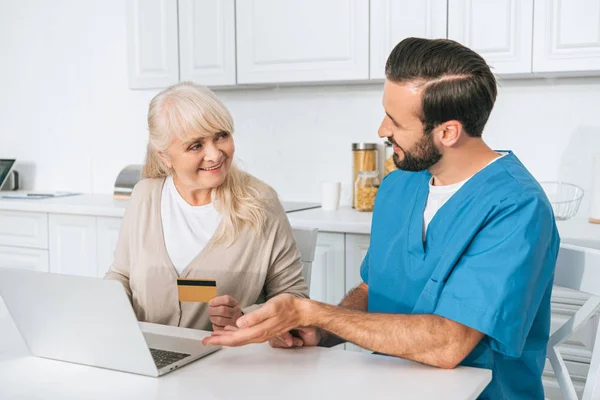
(189, 143, 203, 151)
(216, 132, 229, 140)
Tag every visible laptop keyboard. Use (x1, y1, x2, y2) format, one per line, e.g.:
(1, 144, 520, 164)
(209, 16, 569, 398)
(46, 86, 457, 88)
(149, 348, 190, 369)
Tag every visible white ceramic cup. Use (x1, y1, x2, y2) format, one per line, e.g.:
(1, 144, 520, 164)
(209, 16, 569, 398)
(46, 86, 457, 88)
(321, 181, 341, 210)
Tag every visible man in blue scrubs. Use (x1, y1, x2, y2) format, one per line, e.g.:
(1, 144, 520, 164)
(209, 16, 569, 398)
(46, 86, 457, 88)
(204, 38, 560, 399)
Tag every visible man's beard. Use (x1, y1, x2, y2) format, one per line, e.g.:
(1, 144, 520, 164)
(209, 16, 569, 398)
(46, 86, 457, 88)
(393, 133, 442, 172)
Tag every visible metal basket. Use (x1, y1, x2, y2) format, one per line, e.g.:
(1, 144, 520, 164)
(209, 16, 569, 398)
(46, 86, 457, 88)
(539, 181, 584, 220)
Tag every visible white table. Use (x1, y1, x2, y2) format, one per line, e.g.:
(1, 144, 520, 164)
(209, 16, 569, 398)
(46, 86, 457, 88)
(0, 307, 491, 400)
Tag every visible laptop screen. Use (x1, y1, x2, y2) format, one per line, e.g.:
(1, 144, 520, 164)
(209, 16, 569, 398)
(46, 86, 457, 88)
(0, 159, 16, 190)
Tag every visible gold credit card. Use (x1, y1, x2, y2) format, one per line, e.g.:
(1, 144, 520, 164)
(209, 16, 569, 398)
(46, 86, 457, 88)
(177, 279, 217, 302)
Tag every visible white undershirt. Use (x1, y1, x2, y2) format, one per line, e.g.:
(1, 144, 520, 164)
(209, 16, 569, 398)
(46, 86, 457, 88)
(161, 176, 222, 275)
(422, 153, 508, 241)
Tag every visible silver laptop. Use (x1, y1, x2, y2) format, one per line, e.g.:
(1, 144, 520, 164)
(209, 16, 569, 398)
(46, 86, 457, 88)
(0, 268, 220, 377)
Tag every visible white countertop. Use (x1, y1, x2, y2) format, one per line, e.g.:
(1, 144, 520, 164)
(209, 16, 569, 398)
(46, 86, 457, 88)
(287, 206, 372, 234)
(0, 192, 598, 239)
(0, 304, 491, 400)
(0, 193, 373, 233)
(0, 193, 128, 218)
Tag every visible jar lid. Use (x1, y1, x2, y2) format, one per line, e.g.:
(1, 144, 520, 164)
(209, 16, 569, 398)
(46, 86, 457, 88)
(352, 143, 378, 151)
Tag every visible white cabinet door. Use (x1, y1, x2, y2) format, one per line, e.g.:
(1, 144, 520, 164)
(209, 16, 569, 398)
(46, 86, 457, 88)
(448, 0, 534, 75)
(533, 0, 600, 75)
(126, 0, 179, 89)
(49, 215, 97, 277)
(178, 0, 236, 86)
(370, 0, 447, 79)
(345, 233, 370, 291)
(96, 217, 122, 278)
(309, 233, 345, 305)
(0, 246, 48, 272)
(236, 0, 369, 84)
(344, 233, 372, 353)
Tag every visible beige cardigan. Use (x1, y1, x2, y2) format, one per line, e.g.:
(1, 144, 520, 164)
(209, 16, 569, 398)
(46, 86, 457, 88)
(105, 175, 308, 330)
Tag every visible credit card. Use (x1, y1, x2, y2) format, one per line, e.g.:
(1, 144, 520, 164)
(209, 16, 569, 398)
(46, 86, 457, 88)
(177, 279, 217, 302)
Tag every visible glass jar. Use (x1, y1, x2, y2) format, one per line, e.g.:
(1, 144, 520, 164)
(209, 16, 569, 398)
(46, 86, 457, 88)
(352, 143, 378, 208)
(384, 141, 397, 175)
(355, 171, 380, 212)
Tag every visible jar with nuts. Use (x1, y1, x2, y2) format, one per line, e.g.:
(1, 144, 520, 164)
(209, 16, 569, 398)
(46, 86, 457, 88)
(354, 170, 380, 212)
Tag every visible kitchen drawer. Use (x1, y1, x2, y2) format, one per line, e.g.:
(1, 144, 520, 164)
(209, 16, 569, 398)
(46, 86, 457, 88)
(0, 245, 49, 272)
(0, 211, 48, 249)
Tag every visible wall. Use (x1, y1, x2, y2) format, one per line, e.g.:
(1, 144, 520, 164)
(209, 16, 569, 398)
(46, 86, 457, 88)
(1, 0, 599, 217)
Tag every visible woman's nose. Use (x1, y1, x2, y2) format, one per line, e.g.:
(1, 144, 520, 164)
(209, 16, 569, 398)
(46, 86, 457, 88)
(203, 142, 221, 162)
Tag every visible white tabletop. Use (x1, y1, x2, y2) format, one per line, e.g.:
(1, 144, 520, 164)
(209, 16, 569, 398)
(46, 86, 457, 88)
(0, 305, 491, 400)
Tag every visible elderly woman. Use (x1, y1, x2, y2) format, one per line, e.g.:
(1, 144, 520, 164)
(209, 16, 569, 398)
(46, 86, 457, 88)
(105, 82, 308, 332)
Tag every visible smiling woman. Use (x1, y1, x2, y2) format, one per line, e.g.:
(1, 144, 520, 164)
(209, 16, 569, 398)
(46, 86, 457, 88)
(144, 82, 263, 245)
(105, 82, 308, 332)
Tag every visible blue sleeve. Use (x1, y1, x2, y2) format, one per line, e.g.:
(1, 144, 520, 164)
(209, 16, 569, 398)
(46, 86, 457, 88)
(360, 248, 370, 284)
(432, 193, 559, 357)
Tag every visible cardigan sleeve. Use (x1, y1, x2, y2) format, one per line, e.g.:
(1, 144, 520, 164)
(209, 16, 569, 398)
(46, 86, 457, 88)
(241, 194, 309, 314)
(263, 197, 309, 300)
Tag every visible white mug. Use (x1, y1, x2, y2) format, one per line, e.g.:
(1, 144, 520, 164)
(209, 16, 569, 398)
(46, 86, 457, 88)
(321, 181, 341, 211)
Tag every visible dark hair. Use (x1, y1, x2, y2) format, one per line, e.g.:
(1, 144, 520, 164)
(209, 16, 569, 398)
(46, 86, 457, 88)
(385, 37, 497, 138)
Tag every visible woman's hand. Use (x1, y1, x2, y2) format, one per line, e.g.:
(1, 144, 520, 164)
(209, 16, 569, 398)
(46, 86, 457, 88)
(208, 295, 243, 330)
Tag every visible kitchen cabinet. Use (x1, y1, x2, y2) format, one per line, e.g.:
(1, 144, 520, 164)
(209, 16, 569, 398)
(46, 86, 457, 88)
(533, 0, 600, 75)
(0, 211, 48, 249)
(126, 0, 600, 88)
(309, 233, 346, 305)
(126, 0, 179, 89)
(345, 233, 369, 291)
(96, 217, 123, 278)
(127, 0, 370, 88)
(235, 0, 369, 84)
(49, 214, 98, 277)
(344, 233, 372, 353)
(370, 0, 447, 79)
(448, 0, 534, 75)
(310, 232, 372, 354)
(178, 0, 236, 86)
(0, 210, 49, 272)
(310, 232, 370, 307)
(48, 215, 122, 278)
(0, 246, 48, 272)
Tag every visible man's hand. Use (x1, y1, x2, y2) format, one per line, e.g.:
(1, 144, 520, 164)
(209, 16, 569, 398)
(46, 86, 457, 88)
(202, 294, 311, 346)
(208, 295, 243, 331)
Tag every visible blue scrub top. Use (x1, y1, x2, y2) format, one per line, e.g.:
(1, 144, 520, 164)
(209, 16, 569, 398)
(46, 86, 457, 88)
(361, 152, 560, 400)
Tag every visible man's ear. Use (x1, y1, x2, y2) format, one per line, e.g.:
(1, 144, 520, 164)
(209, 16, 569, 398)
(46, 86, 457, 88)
(436, 120, 463, 147)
